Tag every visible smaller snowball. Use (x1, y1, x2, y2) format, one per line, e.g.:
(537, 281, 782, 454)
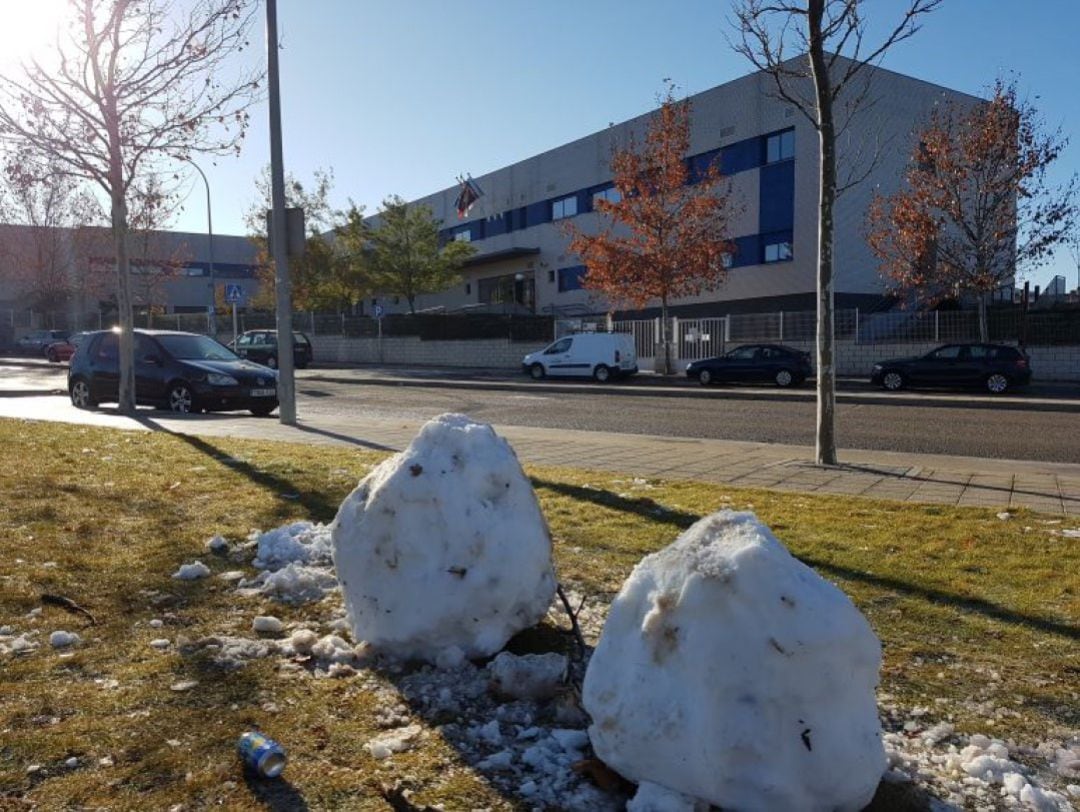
(149, 639, 170, 649)
(252, 616, 284, 634)
(206, 535, 229, 553)
(64, 757, 78, 769)
(172, 561, 211, 580)
(49, 631, 79, 648)
(148, 619, 164, 628)
(487, 651, 567, 699)
(289, 629, 318, 655)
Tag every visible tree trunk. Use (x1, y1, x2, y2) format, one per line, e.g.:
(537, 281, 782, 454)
(977, 292, 989, 342)
(660, 297, 673, 375)
(111, 190, 136, 414)
(808, 0, 838, 466)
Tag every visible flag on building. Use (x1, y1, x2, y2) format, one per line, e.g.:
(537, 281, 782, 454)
(454, 174, 483, 219)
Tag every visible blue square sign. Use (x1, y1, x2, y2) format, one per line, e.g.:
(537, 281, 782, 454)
(224, 284, 242, 304)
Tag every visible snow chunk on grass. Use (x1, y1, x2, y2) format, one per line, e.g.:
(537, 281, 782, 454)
(49, 630, 80, 648)
(252, 616, 284, 634)
(364, 724, 423, 760)
(172, 561, 211, 580)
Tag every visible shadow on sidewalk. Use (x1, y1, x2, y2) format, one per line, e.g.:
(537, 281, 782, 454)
(530, 477, 700, 529)
(292, 423, 399, 453)
(839, 463, 1064, 506)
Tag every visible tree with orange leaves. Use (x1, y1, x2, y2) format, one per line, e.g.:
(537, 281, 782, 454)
(868, 80, 1077, 341)
(564, 87, 735, 374)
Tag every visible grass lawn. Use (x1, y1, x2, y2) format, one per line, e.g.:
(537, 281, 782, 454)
(0, 418, 1076, 810)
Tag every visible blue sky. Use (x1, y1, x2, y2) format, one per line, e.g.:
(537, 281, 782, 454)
(159, 1, 1080, 288)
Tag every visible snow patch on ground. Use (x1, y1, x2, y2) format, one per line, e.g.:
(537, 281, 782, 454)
(250, 521, 332, 570)
(171, 561, 211, 580)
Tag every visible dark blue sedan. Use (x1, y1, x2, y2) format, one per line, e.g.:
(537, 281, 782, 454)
(870, 343, 1031, 394)
(686, 344, 813, 387)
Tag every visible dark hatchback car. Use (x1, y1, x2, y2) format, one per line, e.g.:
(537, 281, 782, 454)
(68, 330, 279, 415)
(15, 329, 70, 355)
(229, 330, 312, 369)
(687, 344, 813, 387)
(870, 343, 1031, 394)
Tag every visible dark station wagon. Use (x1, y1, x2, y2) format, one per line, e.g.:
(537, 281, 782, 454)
(870, 343, 1032, 394)
(229, 330, 313, 369)
(68, 329, 279, 416)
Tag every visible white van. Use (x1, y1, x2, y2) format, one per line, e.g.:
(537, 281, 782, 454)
(522, 333, 638, 382)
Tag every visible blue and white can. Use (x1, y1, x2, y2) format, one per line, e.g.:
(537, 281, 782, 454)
(237, 731, 286, 778)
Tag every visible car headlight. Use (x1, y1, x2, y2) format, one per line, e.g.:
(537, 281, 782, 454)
(206, 372, 238, 386)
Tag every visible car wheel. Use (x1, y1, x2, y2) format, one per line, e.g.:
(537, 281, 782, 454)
(70, 377, 96, 410)
(250, 404, 277, 417)
(775, 369, 794, 387)
(167, 382, 195, 414)
(986, 373, 1009, 394)
(265, 355, 278, 369)
(882, 370, 905, 391)
(698, 369, 713, 386)
(529, 363, 545, 380)
(47, 347, 58, 363)
(593, 364, 611, 383)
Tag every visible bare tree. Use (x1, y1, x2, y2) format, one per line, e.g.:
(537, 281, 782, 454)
(731, 0, 940, 465)
(0, 158, 103, 315)
(0, 0, 262, 412)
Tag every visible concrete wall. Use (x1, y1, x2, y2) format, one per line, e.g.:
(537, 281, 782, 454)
(310, 334, 546, 369)
(308, 332, 1080, 382)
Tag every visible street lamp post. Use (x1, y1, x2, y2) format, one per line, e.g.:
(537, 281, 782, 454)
(185, 158, 216, 336)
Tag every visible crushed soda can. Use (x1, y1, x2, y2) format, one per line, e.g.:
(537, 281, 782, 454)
(237, 731, 286, 778)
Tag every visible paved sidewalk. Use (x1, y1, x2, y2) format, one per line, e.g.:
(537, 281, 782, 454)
(1, 392, 1077, 517)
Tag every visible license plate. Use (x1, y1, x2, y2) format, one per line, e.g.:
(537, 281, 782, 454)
(250, 388, 276, 397)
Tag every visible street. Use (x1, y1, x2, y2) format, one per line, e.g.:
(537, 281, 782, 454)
(3, 362, 1078, 463)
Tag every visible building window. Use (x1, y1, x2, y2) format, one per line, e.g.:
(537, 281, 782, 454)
(763, 240, 793, 263)
(551, 195, 578, 220)
(547, 269, 555, 283)
(721, 253, 733, 269)
(453, 229, 471, 242)
(592, 187, 621, 207)
(557, 265, 587, 292)
(766, 129, 795, 163)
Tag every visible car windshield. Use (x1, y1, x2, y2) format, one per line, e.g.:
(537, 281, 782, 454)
(156, 334, 238, 361)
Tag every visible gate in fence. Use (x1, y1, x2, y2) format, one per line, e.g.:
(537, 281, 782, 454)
(612, 317, 728, 371)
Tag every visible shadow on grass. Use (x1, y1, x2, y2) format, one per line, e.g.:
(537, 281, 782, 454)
(132, 415, 342, 523)
(533, 478, 1080, 643)
(801, 555, 1080, 642)
(531, 477, 700, 529)
(243, 771, 309, 811)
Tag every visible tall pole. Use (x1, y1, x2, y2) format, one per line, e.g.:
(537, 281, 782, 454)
(185, 159, 216, 336)
(266, 0, 295, 424)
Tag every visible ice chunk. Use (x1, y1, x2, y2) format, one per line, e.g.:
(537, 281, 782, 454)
(206, 534, 229, 553)
(627, 782, 708, 812)
(487, 651, 567, 700)
(288, 629, 318, 655)
(364, 724, 422, 760)
(172, 561, 211, 580)
(49, 630, 80, 648)
(251, 521, 332, 569)
(331, 414, 556, 662)
(252, 616, 284, 634)
(583, 511, 885, 812)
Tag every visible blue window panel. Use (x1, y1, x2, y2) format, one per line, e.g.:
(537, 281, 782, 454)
(761, 229, 794, 263)
(557, 265, 588, 292)
(525, 201, 551, 228)
(688, 149, 722, 184)
(486, 214, 508, 237)
(576, 189, 591, 215)
(719, 137, 761, 174)
(759, 160, 795, 233)
(728, 234, 761, 268)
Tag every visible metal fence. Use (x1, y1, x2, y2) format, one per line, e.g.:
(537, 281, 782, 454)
(5, 304, 1079, 350)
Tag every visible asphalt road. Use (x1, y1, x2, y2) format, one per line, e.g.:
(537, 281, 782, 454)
(3, 363, 1078, 463)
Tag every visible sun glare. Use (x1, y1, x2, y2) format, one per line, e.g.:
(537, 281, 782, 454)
(0, 0, 70, 72)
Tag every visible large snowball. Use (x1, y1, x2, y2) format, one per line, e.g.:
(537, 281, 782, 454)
(583, 511, 885, 812)
(331, 414, 556, 663)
